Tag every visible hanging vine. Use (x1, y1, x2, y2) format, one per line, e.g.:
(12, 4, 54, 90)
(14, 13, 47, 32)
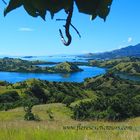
(3, 0, 113, 46)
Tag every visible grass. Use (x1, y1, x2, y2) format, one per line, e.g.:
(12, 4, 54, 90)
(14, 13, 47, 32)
(0, 86, 22, 95)
(0, 86, 11, 94)
(0, 103, 140, 140)
(0, 85, 27, 98)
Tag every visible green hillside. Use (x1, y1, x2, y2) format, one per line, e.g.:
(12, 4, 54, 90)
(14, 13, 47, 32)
(0, 103, 139, 140)
(54, 62, 82, 73)
(0, 74, 140, 121)
(0, 58, 82, 73)
(0, 57, 140, 139)
(110, 62, 140, 76)
(90, 57, 140, 76)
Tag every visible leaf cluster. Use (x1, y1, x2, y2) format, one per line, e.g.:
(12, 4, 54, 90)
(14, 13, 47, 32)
(4, 0, 113, 21)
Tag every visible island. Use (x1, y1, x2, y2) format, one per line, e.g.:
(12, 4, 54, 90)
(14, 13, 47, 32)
(0, 57, 82, 73)
(22, 56, 35, 59)
(54, 61, 83, 73)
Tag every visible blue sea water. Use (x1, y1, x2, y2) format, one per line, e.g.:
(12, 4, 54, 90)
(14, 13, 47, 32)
(0, 56, 106, 83)
(19, 55, 88, 62)
(0, 66, 106, 83)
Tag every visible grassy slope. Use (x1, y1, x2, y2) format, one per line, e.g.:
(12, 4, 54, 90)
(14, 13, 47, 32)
(0, 58, 82, 73)
(90, 57, 140, 76)
(110, 62, 140, 76)
(0, 103, 140, 140)
(0, 85, 24, 96)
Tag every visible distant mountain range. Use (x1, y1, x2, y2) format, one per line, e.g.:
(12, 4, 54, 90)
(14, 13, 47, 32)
(82, 43, 140, 59)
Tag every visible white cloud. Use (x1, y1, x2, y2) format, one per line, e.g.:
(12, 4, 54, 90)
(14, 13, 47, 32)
(127, 37, 133, 43)
(18, 27, 34, 32)
(118, 37, 133, 49)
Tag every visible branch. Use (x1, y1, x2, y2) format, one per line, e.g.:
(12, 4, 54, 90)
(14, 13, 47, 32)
(2, 0, 7, 5)
(70, 24, 81, 38)
(58, 1, 74, 46)
(56, 19, 81, 38)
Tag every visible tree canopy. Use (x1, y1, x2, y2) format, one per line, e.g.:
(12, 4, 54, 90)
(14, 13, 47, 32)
(3, 0, 113, 46)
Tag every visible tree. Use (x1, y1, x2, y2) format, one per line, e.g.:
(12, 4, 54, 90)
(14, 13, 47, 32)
(22, 97, 40, 121)
(3, 0, 113, 46)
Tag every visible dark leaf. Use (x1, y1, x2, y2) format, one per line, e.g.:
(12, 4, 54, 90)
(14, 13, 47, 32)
(4, 0, 22, 16)
(97, 0, 113, 21)
(23, 0, 39, 17)
(75, 0, 113, 21)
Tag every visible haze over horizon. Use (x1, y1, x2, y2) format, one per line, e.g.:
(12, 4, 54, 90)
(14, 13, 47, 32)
(0, 0, 140, 56)
(0, 42, 140, 57)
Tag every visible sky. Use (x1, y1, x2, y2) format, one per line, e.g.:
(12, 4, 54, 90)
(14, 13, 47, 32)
(0, 0, 140, 56)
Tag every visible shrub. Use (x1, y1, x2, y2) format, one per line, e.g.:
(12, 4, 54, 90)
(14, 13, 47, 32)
(72, 94, 140, 121)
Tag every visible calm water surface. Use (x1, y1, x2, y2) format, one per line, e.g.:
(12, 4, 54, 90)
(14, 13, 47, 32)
(0, 66, 106, 83)
(0, 56, 106, 83)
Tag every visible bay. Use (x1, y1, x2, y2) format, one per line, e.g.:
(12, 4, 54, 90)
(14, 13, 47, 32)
(0, 66, 106, 83)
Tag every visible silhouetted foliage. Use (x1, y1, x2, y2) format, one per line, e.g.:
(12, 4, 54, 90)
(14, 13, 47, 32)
(3, 0, 113, 46)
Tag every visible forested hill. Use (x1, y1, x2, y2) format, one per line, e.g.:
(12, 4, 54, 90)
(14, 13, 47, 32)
(0, 73, 140, 121)
(83, 43, 140, 59)
(90, 57, 140, 76)
(0, 58, 82, 73)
